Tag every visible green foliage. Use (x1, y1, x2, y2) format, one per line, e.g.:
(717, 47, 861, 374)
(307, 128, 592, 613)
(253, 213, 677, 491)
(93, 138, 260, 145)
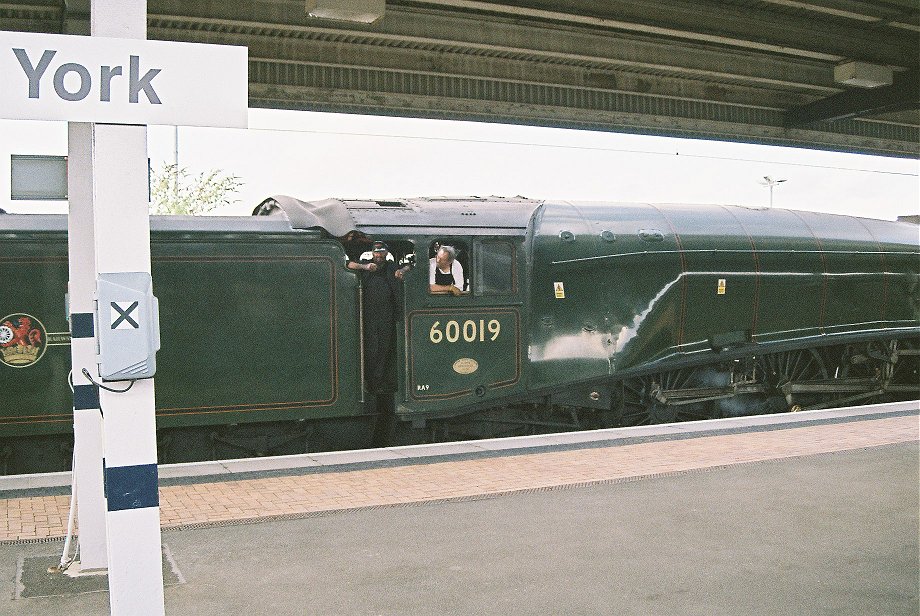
(149, 163, 243, 215)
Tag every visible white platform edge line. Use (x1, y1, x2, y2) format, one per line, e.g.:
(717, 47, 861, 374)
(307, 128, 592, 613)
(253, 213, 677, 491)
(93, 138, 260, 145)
(2, 400, 916, 491)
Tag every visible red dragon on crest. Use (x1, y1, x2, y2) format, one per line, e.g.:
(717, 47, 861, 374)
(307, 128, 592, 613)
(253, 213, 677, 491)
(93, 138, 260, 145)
(1, 316, 43, 348)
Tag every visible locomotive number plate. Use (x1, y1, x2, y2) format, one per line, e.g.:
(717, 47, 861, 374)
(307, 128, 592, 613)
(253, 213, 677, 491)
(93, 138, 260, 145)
(429, 319, 500, 343)
(408, 307, 520, 401)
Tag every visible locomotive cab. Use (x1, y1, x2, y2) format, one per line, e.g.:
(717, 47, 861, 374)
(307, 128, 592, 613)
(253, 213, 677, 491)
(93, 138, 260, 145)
(253, 195, 542, 428)
(397, 232, 527, 422)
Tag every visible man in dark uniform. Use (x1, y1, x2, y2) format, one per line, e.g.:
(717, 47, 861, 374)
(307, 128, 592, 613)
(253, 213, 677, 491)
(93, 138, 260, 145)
(358, 241, 408, 393)
(352, 241, 410, 446)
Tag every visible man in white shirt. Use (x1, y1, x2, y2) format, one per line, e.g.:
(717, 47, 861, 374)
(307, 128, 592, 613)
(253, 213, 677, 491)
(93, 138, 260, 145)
(429, 245, 465, 295)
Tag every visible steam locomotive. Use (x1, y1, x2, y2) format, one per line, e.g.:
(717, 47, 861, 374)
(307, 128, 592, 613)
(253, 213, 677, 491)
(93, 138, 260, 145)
(1, 196, 917, 474)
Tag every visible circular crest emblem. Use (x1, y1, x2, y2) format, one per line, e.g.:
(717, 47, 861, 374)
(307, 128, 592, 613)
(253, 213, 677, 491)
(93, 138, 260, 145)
(452, 357, 479, 375)
(0, 313, 47, 368)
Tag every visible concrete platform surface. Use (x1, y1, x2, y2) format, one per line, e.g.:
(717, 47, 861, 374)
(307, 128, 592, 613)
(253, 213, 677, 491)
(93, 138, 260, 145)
(0, 443, 916, 615)
(0, 404, 917, 614)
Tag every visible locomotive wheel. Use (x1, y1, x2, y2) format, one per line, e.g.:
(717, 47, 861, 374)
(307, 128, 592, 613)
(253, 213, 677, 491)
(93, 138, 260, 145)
(831, 341, 890, 405)
(616, 367, 716, 427)
(890, 338, 920, 400)
(836, 341, 896, 381)
(763, 348, 829, 409)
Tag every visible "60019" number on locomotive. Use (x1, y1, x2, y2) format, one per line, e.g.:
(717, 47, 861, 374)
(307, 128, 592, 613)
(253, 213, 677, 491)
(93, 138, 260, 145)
(429, 319, 501, 343)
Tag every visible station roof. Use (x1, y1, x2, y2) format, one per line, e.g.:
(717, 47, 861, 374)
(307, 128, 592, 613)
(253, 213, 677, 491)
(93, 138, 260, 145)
(3, 0, 918, 157)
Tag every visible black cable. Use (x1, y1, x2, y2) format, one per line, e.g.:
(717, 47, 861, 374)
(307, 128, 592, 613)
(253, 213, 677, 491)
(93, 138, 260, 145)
(248, 126, 919, 177)
(81, 368, 135, 393)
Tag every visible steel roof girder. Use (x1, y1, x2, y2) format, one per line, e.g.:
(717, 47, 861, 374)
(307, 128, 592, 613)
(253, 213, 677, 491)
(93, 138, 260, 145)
(393, 0, 917, 67)
(248, 80, 919, 156)
(785, 70, 920, 127)
(146, 10, 840, 93)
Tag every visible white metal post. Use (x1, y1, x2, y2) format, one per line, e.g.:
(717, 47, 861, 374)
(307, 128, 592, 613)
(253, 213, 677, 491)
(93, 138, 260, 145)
(66, 1, 166, 613)
(92, 122, 165, 615)
(67, 121, 108, 570)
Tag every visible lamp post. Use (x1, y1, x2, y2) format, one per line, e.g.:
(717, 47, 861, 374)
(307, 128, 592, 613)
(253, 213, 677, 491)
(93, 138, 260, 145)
(759, 176, 787, 208)
(173, 125, 180, 201)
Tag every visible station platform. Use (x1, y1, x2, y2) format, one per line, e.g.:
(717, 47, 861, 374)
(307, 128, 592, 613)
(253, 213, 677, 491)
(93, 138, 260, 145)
(0, 401, 917, 614)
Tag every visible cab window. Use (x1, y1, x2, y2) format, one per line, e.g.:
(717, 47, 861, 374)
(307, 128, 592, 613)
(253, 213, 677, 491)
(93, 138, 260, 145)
(388, 240, 416, 268)
(429, 239, 469, 294)
(343, 237, 415, 270)
(475, 240, 516, 295)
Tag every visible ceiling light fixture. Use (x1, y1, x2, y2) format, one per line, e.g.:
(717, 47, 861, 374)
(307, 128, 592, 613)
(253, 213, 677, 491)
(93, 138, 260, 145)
(306, 0, 384, 24)
(833, 61, 894, 88)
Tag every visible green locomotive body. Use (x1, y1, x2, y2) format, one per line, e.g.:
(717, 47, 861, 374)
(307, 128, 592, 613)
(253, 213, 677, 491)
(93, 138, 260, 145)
(0, 197, 917, 472)
(528, 202, 919, 387)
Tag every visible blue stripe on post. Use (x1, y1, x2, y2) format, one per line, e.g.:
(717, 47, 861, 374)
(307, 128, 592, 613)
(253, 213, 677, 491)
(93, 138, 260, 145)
(73, 384, 100, 410)
(70, 312, 95, 339)
(105, 464, 159, 511)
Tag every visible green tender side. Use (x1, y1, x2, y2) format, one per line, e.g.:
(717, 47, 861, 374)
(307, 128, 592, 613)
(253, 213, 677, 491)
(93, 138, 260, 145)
(0, 216, 363, 437)
(0, 224, 70, 436)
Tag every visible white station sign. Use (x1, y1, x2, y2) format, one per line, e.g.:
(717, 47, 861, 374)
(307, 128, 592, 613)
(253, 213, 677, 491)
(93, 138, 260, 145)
(0, 30, 248, 128)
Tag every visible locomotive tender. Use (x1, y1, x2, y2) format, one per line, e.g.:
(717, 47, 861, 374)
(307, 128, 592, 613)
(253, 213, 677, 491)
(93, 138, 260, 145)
(1, 196, 918, 474)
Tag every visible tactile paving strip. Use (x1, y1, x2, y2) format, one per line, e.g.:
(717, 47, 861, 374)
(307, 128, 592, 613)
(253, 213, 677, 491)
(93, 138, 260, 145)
(1, 413, 914, 544)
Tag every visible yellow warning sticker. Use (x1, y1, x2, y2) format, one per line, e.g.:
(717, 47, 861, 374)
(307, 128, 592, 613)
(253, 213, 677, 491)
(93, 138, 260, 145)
(554, 282, 565, 299)
(717, 278, 726, 295)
